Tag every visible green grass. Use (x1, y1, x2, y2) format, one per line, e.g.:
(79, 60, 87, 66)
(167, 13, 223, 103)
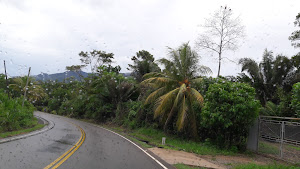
(287, 145, 300, 151)
(259, 141, 279, 155)
(234, 163, 300, 169)
(103, 125, 236, 156)
(0, 123, 45, 139)
(133, 127, 237, 155)
(174, 163, 206, 169)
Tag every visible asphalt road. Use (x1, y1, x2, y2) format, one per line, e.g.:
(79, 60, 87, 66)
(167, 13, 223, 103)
(0, 111, 171, 169)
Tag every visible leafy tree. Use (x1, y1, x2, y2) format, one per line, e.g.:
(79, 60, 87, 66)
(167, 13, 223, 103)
(66, 65, 86, 81)
(201, 81, 260, 149)
(141, 43, 211, 138)
(239, 50, 271, 105)
(73, 65, 139, 122)
(291, 82, 300, 117)
(289, 13, 300, 48)
(0, 89, 35, 132)
(79, 49, 114, 73)
(283, 53, 300, 90)
(273, 55, 295, 91)
(97, 65, 121, 75)
(128, 50, 160, 82)
(195, 5, 245, 77)
(94, 68, 138, 117)
(276, 87, 294, 117)
(260, 101, 280, 116)
(9, 77, 47, 104)
(292, 52, 300, 69)
(0, 74, 7, 90)
(239, 49, 296, 105)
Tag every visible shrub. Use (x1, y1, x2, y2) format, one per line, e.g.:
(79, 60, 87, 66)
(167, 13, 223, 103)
(291, 82, 300, 117)
(201, 81, 261, 149)
(0, 90, 35, 132)
(260, 101, 279, 116)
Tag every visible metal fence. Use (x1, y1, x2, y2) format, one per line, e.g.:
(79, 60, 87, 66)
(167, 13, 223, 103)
(258, 116, 300, 163)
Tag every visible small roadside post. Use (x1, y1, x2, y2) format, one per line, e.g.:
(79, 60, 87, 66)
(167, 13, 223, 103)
(3, 60, 10, 98)
(162, 137, 166, 145)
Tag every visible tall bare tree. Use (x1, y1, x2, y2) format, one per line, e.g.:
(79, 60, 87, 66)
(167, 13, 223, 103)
(289, 12, 300, 48)
(195, 6, 245, 77)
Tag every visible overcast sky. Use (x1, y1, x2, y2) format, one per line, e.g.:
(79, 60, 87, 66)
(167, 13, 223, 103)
(0, 0, 299, 77)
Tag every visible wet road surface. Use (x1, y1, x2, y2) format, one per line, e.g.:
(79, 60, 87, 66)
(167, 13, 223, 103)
(0, 111, 170, 169)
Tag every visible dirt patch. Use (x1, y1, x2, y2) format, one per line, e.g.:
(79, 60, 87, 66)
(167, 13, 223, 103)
(149, 147, 284, 169)
(149, 147, 224, 169)
(199, 154, 276, 168)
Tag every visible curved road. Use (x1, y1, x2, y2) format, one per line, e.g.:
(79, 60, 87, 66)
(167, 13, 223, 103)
(0, 111, 172, 169)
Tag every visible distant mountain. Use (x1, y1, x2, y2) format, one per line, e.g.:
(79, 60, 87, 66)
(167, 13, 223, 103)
(33, 71, 132, 82)
(122, 72, 131, 77)
(33, 71, 90, 82)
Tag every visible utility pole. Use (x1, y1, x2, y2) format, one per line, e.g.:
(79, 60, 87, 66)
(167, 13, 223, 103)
(3, 60, 10, 97)
(22, 67, 31, 107)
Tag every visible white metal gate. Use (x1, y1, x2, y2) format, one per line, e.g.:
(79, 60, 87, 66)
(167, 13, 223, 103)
(258, 116, 300, 163)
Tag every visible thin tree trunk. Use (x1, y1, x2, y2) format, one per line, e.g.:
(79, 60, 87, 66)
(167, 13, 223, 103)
(22, 67, 31, 107)
(217, 52, 222, 77)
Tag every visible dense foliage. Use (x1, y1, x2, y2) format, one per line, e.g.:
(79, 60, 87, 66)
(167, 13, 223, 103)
(1, 12, 299, 151)
(142, 43, 211, 138)
(291, 82, 300, 117)
(239, 49, 298, 105)
(201, 81, 260, 148)
(128, 50, 161, 82)
(239, 48, 299, 117)
(0, 90, 35, 132)
(289, 12, 300, 48)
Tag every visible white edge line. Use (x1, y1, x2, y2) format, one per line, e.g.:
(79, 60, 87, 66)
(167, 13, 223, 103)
(96, 125, 168, 169)
(45, 113, 168, 169)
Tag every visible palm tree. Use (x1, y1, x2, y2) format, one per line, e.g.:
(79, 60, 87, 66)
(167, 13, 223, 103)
(239, 49, 297, 105)
(141, 43, 211, 138)
(239, 57, 267, 105)
(9, 77, 47, 103)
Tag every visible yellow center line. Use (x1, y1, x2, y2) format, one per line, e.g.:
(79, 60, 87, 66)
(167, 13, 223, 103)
(44, 122, 85, 169)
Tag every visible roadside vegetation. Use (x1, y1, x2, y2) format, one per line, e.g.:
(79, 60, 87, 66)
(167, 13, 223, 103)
(0, 89, 37, 133)
(104, 125, 236, 156)
(0, 123, 44, 139)
(0, 8, 299, 169)
(174, 163, 300, 169)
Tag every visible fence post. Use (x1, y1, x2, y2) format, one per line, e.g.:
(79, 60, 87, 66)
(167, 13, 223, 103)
(280, 121, 285, 158)
(246, 117, 259, 152)
(4, 60, 10, 98)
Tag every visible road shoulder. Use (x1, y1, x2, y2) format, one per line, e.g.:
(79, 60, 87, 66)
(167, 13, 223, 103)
(0, 114, 54, 144)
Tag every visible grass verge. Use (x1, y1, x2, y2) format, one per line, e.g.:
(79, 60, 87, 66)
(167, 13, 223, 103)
(102, 124, 237, 156)
(287, 145, 300, 151)
(234, 163, 300, 169)
(174, 163, 205, 169)
(0, 119, 45, 139)
(258, 141, 279, 155)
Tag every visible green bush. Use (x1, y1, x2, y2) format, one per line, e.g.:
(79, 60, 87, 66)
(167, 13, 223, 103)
(291, 82, 300, 117)
(260, 101, 279, 116)
(201, 81, 261, 149)
(0, 90, 35, 132)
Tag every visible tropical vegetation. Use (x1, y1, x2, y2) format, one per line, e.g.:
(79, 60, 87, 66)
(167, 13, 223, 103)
(1, 11, 299, 155)
(141, 43, 211, 138)
(0, 89, 36, 132)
